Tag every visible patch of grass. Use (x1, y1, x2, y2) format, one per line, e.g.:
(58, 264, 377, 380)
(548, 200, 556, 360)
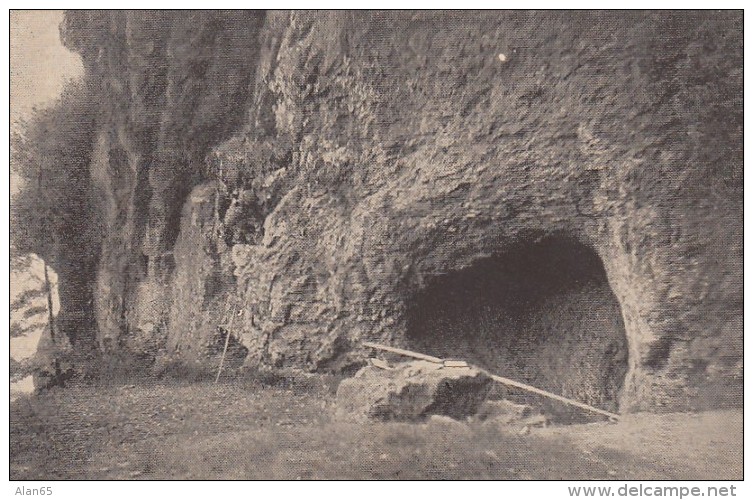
(10, 379, 742, 480)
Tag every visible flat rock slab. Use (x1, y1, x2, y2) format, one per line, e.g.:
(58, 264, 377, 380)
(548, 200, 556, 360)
(336, 360, 492, 422)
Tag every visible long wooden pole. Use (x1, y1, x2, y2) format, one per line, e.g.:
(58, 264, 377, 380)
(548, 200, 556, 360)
(43, 262, 63, 385)
(482, 372, 620, 420)
(43, 263, 55, 342)
(215, 301, 237, 384)
(363, 341, 444, 364)
(362, 341, 620, 421)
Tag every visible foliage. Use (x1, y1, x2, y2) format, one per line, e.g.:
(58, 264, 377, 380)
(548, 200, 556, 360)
(10, 80, 100, 267)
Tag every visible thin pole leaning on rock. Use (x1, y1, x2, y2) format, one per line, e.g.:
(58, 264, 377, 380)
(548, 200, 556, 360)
(215, 301, 239, 384)
(482, 372, 620, 421)
(361, 341, 620, 421)
(362, 341, 444, 364)
(43, 263, 55, 341)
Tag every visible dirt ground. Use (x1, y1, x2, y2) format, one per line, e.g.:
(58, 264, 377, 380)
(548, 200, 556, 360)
(9, 377, 742, 480)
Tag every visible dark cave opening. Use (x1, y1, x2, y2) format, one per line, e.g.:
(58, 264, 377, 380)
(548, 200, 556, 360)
(406, 235, 629, 417)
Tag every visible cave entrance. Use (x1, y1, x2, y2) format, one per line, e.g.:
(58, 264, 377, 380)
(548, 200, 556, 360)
(405, 235, 629, 417)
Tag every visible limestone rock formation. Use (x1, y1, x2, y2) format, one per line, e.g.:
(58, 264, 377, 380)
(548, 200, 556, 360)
(60, 10, 265, 362)
(56, 11, 742, 413)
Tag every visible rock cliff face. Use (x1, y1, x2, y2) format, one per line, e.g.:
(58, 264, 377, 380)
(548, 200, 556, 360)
(63, 11, 742, 412)
(61, 11, 265, 364)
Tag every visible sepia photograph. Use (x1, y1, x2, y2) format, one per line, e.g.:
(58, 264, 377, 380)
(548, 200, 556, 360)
(7, 7, 743, 484)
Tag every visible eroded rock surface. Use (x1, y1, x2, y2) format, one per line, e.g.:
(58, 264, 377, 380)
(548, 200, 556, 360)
(58, 11, 742, 413)
(215, 12, 743, 412)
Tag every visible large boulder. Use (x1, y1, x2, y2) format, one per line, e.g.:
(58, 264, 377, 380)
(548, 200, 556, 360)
(336, 360, 493, 422)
